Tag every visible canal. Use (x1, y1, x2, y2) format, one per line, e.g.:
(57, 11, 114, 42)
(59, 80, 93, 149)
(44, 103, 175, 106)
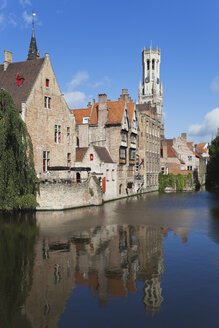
(0, 191, 219, 327)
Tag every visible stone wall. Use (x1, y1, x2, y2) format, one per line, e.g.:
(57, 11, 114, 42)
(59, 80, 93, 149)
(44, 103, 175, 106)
(37, 176, 102, 210)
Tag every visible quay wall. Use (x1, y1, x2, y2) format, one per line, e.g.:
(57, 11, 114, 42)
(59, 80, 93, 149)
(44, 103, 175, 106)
(37, 176, 102, 210)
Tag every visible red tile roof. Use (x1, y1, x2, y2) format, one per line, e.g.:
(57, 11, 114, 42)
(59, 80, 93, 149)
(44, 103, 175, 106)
(80, 100, 136, 126)
(187, 142, 201, 158)
(196, 143, 208, 154)
(0, 58, 45, 111)
(127, 102, 135, 122)
(71, 108, 91, 124)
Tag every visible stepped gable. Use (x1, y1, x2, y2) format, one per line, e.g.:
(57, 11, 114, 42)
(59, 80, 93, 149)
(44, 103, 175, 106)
(93, 146, 114, 163)
(71, 108, 91, 124)
(0, 58, 45, 111)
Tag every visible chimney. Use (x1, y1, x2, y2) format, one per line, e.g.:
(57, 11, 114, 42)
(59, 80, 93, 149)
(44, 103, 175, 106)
(4, 50, 12, 71)
(98, 94, 107, 106)
(98, 94, 108, 126)
(122, 89, 128, 95)
(181, 132, 187, 140)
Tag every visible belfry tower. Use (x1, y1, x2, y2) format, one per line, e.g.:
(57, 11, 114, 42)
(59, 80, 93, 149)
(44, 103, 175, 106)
(138, 45, 163, 125)
(27, 12, 38, 60)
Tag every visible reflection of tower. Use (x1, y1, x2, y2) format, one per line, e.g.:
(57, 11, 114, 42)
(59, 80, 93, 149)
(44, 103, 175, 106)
(137, 225, 165, 315)
(143, 255, 164, 315)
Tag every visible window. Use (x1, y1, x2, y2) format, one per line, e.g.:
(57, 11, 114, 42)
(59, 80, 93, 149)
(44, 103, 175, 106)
(67, 127, 70, 144)
(54, 125, 61, 144)
(119, 147, 126, 159)
(152, 59, 155, 70)
(43, 151, 50, 172)
(76, 137, 79, 148)
(121, 132, 127, 142)
(188, 156, 192, 161)
(90, 154, 93, 161)
(46, 79, 49, 87)
(44, 96, 51, 109)
(67, 153, 71, 169)
(131, 134, 136, 144)
(147, 60, 150, 70)
(187, 166, 192, 171)
(161, 167, 165, 174)
(83, 117, 89, 124)
(129, 148, 136, 161)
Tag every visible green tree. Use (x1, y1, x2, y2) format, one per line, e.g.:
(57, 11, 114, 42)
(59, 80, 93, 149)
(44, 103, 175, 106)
(206, 135, 219, 190)
(0, 89, 38, 210)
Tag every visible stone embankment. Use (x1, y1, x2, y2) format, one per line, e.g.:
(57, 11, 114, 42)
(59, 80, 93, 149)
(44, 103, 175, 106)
(37, 176, 102, 211)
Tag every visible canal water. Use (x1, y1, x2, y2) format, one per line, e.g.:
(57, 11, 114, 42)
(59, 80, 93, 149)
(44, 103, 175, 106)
(0, 191, 219, 328)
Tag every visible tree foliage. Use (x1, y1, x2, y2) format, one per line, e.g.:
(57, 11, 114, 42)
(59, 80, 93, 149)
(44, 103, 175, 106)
(206, 135, 219, 190)
(0, 89, 38, 210)
(159, 173, 194, 192)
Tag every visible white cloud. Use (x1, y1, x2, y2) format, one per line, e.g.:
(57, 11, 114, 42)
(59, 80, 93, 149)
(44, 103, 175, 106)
(188, 108, 219, 137)
(64, 91, 87, 108)
(210, 76, 219, 92)
(22, 10, 32, 24)
(0, 0, 7, 10)
(69, 71, 89, 89)
(19, 0, 31, 7)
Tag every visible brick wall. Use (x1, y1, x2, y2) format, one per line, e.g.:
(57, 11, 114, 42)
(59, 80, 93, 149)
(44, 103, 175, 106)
(25, 54, 75, 174)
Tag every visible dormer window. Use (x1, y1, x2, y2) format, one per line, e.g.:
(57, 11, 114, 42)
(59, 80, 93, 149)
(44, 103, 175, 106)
(46, 79, 49, 87)
(83, 117, 89, 124)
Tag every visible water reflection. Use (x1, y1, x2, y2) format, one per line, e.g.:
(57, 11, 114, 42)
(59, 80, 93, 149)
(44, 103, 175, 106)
(0, 213, 38, 328)
(1, 192, 219, 327)
(23, 216, 190, 327)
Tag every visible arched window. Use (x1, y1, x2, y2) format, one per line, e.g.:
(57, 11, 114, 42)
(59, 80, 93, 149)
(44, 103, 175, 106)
(152, 59, 155, 70)
(76, 137, 79, 148)
(147, 60, 150, 70)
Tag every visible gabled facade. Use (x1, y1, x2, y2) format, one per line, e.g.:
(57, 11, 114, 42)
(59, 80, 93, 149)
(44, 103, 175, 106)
(160, 134, 201, 178)
(0, 49, 75, 176)
(72, 91, 140, 196)
(75, 145, 117, 201)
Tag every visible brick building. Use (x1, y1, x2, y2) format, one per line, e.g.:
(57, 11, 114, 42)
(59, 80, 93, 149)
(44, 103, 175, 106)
(136, 103, 161, 191)
(72, 91, 140, 197)
(0, 25, 75, 177)
(160, 133, 201, 177)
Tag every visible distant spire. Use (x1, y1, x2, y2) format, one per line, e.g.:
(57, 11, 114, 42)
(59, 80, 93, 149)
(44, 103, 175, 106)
(27, 12, 38, 60)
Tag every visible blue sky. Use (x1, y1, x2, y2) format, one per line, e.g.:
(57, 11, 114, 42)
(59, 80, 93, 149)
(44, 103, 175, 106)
(1, 0, 219, 142)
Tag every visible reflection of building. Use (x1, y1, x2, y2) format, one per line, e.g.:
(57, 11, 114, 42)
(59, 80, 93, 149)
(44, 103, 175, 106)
(24, 222, 167, 325)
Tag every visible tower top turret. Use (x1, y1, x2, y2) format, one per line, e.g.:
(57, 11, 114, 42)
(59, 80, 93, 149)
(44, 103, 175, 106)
(27, 12, 38, 61)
